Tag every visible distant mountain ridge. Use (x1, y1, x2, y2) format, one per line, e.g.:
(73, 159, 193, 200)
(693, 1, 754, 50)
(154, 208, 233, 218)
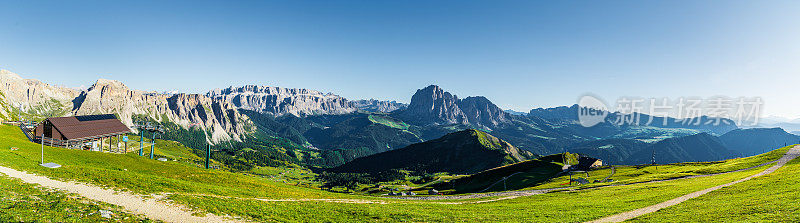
(629, 132, 738, 164)
(719, 128, 800, 156)
(529, 104, 738, 135)
(207, 85, 356, 117)
(352, 99, 407, 113)
(569, 132, 740, 165)
(4, 68, 795, 169)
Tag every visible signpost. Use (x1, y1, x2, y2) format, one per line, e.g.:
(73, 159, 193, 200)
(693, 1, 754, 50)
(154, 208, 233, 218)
(123, 135, 128, 153)
(39, 133, 61, 168)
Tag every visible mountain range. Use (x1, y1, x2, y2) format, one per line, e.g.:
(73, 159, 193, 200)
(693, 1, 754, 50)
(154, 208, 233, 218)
(1, 68, 793, 169)
(568, 128, 800, 165)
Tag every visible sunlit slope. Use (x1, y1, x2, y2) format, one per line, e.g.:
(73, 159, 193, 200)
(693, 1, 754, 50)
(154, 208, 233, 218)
(0, 124, 343, 199)
(630, 148, 800, 222)
(0, 124, 795, 222)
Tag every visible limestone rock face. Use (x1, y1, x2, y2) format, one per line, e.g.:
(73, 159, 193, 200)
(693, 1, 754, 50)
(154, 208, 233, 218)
(398, 85, 468, 125)
(458, 96, 510, 128)
(71, 79, 249, 143)
(207, 85, 357, 116)
(0, 69, 79, 119)
(0, 69, 365, 144)
(396, 85, 509, 128)
(352, 99, 407, 113)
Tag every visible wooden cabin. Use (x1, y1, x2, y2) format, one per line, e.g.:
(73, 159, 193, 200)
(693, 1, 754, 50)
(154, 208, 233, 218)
(33, 114, 131, 151)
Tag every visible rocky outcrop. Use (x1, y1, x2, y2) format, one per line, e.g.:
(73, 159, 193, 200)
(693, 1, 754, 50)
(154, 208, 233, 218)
(396, 85, 509, 128)
(0, 69, 369, 144)
(458, 96, 510, 128)
(352, 99, 407, 113)
(397, 85, 468, 125)
(0, 69, 79, 120)
(207, 85, 356, 116)
(71, 79, 250, 143)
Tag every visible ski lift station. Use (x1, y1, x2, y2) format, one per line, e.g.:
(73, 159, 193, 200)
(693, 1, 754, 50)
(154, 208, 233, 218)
(30, 114, 132, 152)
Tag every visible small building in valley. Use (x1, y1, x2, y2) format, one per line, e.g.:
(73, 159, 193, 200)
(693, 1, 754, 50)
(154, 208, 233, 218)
(567, 156, 603, 171)
(33, 114, 131, 151)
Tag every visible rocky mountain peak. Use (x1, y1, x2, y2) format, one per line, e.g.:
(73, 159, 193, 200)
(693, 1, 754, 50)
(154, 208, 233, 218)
(90, 79, 128, 90)
(0, 69, 23, 80)
(207, 85, 357, 116)
(400, 85, 466, 125)
(398, 85, 509, 128)
(458, 96, 510, 127)
(0, 69, 79, 120)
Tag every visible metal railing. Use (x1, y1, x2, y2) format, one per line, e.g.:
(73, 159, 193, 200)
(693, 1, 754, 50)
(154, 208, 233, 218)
(17, 122, 35, 142)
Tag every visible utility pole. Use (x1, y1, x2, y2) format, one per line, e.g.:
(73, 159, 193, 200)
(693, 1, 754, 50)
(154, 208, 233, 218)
(40, 133, 44, 164)
(139, 130, 144, 156)
(149, 131, 155, 159)
(206, 144, 211, 169)
(652, 148, 657, 170)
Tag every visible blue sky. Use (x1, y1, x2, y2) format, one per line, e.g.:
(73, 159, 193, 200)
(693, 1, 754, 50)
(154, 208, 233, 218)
(1, 1, 799, 117)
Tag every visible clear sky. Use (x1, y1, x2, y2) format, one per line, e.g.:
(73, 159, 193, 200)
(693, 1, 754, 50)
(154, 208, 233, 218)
(1, 1, 799, 117)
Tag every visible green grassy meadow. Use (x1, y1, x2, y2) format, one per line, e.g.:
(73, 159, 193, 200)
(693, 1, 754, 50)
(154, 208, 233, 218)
(630, 156, 800, 222)
(0, 174, 154, 222)
(0, 124, 343, 199)
(0, 123, 797, 222)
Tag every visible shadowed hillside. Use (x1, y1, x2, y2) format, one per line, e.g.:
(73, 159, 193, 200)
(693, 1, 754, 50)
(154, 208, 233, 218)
(330, 129, 533, 174)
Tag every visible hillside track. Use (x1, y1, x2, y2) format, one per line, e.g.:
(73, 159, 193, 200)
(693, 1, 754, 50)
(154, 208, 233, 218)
(389, 157, 777, 201)
(587, 145, 800, 223)
(0, 166, 245, 223)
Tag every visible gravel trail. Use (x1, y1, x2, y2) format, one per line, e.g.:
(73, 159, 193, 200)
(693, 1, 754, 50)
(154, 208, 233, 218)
(587, 146, 800, 223)
(0, 166, 244, 223)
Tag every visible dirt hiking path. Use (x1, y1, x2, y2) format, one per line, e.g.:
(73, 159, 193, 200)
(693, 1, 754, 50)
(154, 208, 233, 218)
(0, 166, 244, 223)
(587, 145, 800, 223)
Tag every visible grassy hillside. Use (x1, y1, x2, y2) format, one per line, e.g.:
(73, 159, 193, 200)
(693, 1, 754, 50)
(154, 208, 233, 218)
(0, 123, 796, 222)
(0, 175, 153, 222)
(331, 129, 534, 175)
(422, 153, 570, 194)
(170, 160, 771, 222)
(368, 114, 410, 130)
(0, 124, 340, 199)
(630, 150, 800, 222)
(528, 146, 791, 190)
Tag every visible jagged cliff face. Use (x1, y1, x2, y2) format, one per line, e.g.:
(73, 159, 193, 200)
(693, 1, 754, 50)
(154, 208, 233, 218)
(399, 85, 468, 125)
(0, 69, 79, 119)
(0, 69, 365, 144)
(207, 85, 357, 116)
(70, 79, 249, 143)
(397, 85, 510, 129)
(352, 99, 407, 113)
(458, 96, 509, 128)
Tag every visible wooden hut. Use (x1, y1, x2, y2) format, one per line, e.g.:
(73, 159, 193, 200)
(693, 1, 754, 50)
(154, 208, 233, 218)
(33, 114, 131, 151)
